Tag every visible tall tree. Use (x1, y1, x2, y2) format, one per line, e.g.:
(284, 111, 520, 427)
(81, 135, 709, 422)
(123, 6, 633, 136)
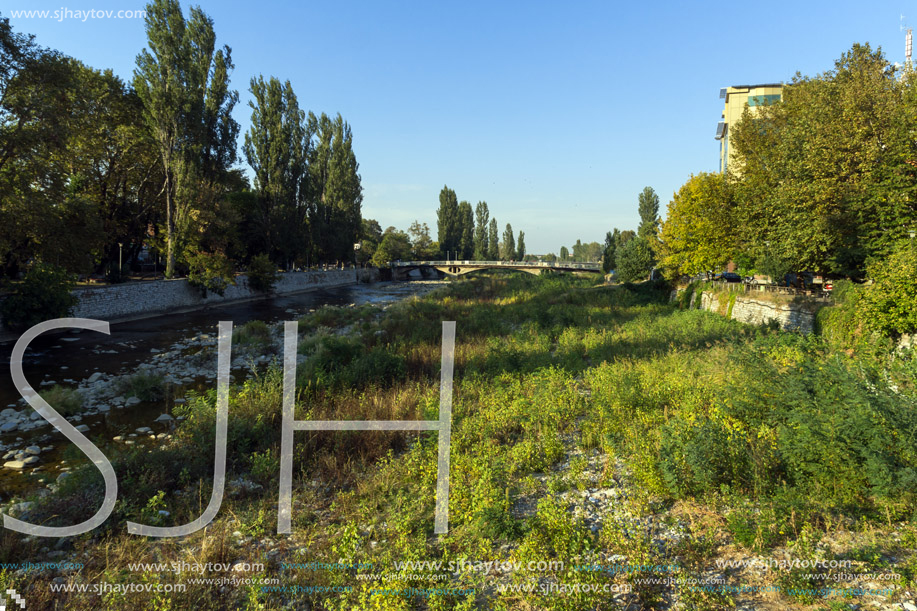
(308, 112, 362, 264)
(658, 173, 736, 278)
(502, 223, 515, 260)
(436, 185, 459, 257)
(473, 201, 489, 260)
(134, 0, 238, 277)
(638, 186, 660, 239)
(560, 246, 569, 261)
(617, 238, 655, 282)
(458, 200, 474, 259)
(516, 231, 526, 260)
(602, 228, 620, 273)
(487, 217, 499, 260)
(243, 75, 311, 266)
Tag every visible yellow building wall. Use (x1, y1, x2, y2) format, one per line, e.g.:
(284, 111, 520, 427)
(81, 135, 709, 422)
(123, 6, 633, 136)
(717, 84, 782, 174)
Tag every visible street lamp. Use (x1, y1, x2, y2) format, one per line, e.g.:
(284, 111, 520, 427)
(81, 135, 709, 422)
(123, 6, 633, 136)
(118, 243, 123, 278)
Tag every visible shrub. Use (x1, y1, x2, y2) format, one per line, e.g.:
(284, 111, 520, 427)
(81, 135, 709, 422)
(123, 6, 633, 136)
(41, 385, 84, 416)
(0, 263, 77, 332)
(186, 251, 235, 297)
(247, 254, 279, 293)
(858, 240, 917, 338)
(115, 371, 168, 402)
(233, 320, 273, 348)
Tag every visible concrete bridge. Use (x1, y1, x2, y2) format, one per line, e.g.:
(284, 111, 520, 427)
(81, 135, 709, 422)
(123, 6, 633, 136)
(391, 260, 602, 280)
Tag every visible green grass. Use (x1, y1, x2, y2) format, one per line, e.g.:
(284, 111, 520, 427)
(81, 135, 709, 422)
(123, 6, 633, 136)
(10, 272, 917, 611)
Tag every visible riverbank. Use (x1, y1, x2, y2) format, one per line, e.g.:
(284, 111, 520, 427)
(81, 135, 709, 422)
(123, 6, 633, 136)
(3, 273, 916, 611)
(0, 268, 382, 344)
(0, 280, 441, 504)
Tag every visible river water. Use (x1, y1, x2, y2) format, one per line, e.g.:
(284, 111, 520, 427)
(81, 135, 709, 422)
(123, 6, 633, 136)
(0, 280, 445, 503)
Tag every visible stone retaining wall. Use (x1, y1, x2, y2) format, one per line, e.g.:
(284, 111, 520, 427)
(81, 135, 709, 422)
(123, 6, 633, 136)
(0, 268, 369, 342)
(674, 288, 820, 334)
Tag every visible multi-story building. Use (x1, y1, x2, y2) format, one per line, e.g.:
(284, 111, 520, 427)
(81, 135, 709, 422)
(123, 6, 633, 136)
(715, 83, 782, 173)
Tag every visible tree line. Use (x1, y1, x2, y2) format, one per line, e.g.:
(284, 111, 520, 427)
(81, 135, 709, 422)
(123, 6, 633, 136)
(0, 1, 363, 287)
(658, 43, 917, 283)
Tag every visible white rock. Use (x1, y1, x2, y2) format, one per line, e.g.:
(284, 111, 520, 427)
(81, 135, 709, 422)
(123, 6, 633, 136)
(87, 372, 103, 383)
(135, 427, 153, 434)
(24, 446, 40, 455)
(21, 456, 39, 465)
(3, 460, 25, 469)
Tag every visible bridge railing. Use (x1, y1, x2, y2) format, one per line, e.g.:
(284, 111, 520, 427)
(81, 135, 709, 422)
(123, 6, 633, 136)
(393, 260, 602, 270)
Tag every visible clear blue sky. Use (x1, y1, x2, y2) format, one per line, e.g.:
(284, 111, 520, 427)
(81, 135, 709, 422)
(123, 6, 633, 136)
(6, 0, 912, 254)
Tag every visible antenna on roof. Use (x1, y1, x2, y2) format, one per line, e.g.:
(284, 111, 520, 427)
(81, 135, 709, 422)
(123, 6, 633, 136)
(903, 16, 913, 69)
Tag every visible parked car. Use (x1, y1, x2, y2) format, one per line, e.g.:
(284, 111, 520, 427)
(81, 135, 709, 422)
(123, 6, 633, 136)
(714, 272, 742, 283)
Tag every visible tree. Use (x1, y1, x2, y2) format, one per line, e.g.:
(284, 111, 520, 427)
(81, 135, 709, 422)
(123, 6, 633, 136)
(502, 223, 516, 260)
(487, 218, 499, 260)
(658, 173, 736, 278)
(357, 218, 382, 265)
(730, 43, 917, 276)
(0, 264, 77, 331)
(458, 201, 474, 259)
(371, 229, 411, 266)
(243, 75, 311, 266)
(602, 228, 620, 273)
(134, 0, 238, 277)
(473, 201, 489, 260)
(436, 185, 459, 257)
(408, 220, 436, 260)
(560, 246, 569, 261)
(309, 113, 362, 264)
(638, 186, 660, 239)
(616, 237, 655, 282)
(516, 231, 526, 260)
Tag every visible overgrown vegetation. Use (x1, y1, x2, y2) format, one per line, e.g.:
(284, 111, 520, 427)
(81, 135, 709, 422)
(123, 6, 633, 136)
(0, 263, 77, 332)
(8, 272, 917, 610)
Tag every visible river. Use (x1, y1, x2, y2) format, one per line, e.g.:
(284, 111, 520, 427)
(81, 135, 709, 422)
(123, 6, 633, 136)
(0, 280, 445, 503)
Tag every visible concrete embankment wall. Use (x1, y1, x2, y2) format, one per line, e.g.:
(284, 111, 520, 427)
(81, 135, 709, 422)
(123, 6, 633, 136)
(672, 287, 821, 334)
(0, 267, 380, 343)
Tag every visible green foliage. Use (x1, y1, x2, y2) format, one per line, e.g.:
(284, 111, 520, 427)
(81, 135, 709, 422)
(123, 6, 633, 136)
(616, 236, 655, 282)
(858, 240, 917, 337)
(730, 43, 917, 275)
(436, 185, 460, 256)
(115, 371, 168, 401)
(659, 172, 735, 278)
(0, 263, 77, 331)
(371, 229, 411, 266)
(233, 320, 273, 348)
(246, 254, 278, 293)
(41, 385, 84, 416)
(757, 251, 791, 285)
(637, 185, 660, 239)
(501, 223, 515, 261)
(186, 251, 235, 297)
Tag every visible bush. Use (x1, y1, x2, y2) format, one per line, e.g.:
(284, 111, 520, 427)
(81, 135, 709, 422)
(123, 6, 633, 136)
(115, 371, 167, 402)
(858, 240, 917, 338)
(247, 254, 279, 293)
(186, 251, 235, 297)
(40, 385, 84, 416)
(0, 263, 78, 332)
(233, 320, 273, 348)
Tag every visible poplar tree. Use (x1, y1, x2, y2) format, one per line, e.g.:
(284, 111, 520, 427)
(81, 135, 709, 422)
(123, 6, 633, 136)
(458, 201, 474, 259)
(487, 218, 499, 260)
(134, 0, 238, 277)
(473, 201, 489, 260)
(436, 186, 459, 257)
(502, 223, 515, 260)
